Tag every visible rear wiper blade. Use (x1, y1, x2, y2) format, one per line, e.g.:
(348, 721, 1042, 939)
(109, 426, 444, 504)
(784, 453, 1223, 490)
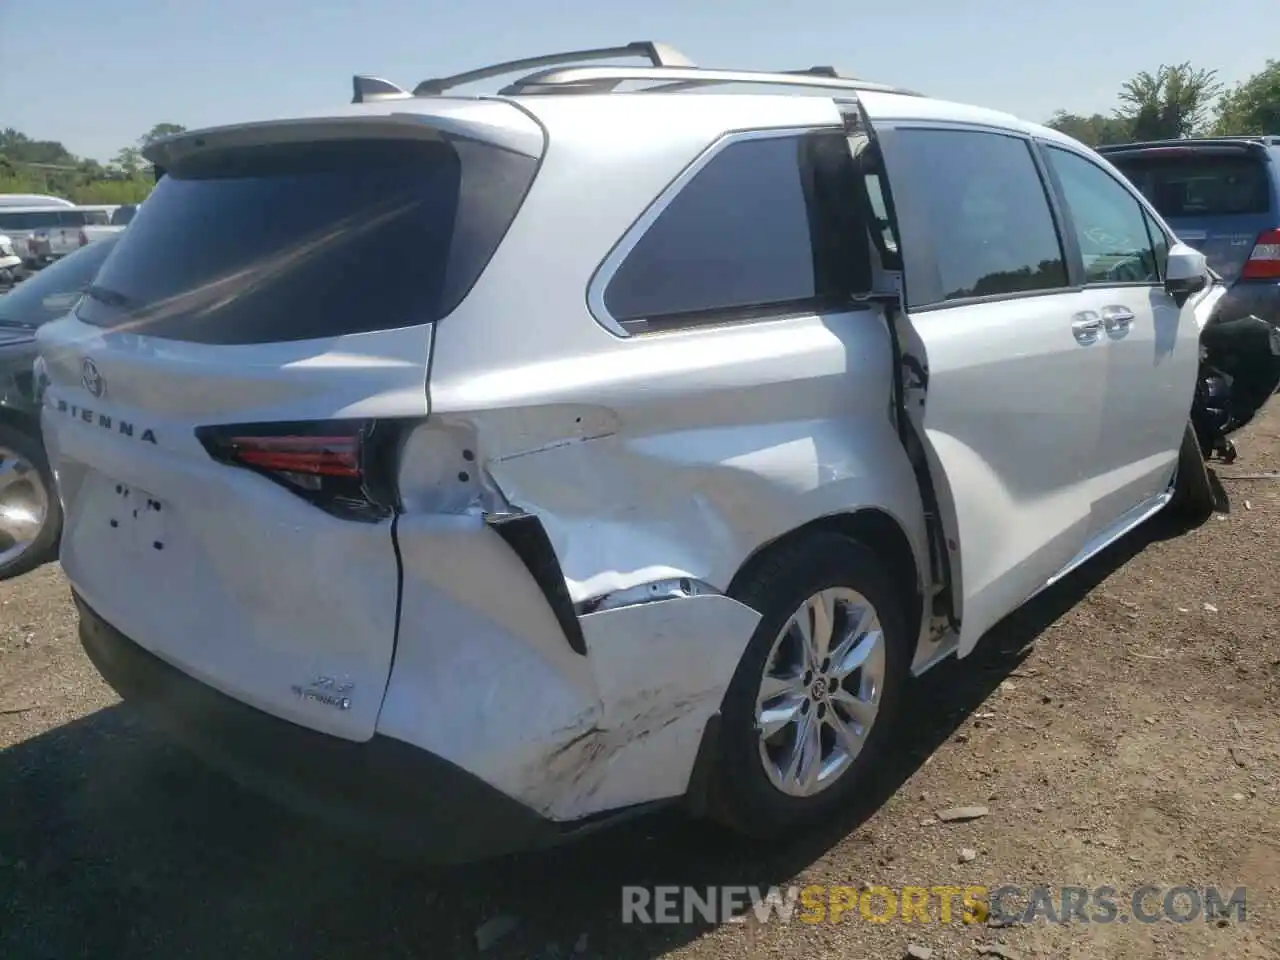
(85, 284, 132, 309)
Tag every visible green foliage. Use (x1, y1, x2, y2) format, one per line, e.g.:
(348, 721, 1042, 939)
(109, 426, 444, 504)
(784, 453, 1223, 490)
(1044, 111, 1133, 147)
(1213, 60, 1280, 136)
(0, 124, 174, 206)
(1117, 63, 1223, 140)
(1049, 59, 1277, 146)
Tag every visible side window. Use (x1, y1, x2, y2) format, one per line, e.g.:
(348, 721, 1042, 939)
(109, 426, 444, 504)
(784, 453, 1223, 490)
(603, 133, 857, 326)
(891, 129, 1068, 306)
(1044, 146, 1160, 285)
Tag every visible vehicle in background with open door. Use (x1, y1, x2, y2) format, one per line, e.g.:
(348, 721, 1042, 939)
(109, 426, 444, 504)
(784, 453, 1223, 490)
(37, 43, 1235, 864)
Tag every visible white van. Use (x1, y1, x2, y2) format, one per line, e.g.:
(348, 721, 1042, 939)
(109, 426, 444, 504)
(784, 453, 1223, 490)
(0, 194, 74, 209)
(0, 206, 90, 267)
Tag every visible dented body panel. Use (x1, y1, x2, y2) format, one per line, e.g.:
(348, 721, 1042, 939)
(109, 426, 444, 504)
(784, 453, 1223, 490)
(380, 97, 933, 818)
(392, 304, 930, 817)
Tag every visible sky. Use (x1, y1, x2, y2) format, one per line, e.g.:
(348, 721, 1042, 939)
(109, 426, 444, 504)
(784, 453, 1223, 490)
(2, 0, 1274, 163)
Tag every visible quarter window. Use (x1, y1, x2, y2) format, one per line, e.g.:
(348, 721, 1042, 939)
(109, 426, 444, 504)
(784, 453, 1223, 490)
(890, 129, 1068, 306)
(1044, 145, 1160, 285)
(603, 133, 861, 326)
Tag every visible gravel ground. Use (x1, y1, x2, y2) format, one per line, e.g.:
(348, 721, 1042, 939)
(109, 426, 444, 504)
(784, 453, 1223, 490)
(2, 408, 1279, 960)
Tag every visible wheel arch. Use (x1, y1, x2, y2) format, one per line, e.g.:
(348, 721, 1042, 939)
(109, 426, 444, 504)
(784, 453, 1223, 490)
(726, 507, 925, 648)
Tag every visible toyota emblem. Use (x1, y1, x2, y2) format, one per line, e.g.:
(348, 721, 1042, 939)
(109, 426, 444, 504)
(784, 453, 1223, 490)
(81, 358, 105, 399)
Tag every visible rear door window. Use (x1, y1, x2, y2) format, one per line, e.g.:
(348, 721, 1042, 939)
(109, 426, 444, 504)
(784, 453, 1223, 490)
(76, 137, 537, 344)
(882, 128, 1069, 308)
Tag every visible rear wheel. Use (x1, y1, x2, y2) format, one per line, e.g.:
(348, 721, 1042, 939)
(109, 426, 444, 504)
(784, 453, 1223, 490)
(1169, 420, 1216, 523)
(0, 424, 62, 580)
(710, 533, 910, 838)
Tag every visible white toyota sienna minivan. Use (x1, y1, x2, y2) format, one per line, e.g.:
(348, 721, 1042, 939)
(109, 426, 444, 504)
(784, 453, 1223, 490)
(36, 42, 1225, 862)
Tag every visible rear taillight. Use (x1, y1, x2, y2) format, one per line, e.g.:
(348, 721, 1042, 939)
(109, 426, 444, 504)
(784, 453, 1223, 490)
(78, 229, 88, 247)
(1241, 228, 1280, 281)
(196, 419, 408, 522)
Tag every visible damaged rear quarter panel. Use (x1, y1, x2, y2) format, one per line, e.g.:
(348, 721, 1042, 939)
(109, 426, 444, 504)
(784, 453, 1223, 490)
(461, 312, 929, 607)
(408, 311, 928, 814)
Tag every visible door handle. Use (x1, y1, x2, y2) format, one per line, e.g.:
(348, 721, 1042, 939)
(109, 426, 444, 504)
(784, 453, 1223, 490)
(1071, 311, 1103, 342)
(1101, 305, 1135, 333)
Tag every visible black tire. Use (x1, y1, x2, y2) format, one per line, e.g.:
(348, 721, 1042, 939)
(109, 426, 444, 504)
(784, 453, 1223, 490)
(1170, 420, 1216, 523)
(709, 532, 911, 838)
(0, 423, 62, 580)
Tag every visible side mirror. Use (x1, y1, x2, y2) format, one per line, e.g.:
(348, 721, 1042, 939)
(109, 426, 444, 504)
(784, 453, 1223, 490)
(1165, 242, 1209, 305)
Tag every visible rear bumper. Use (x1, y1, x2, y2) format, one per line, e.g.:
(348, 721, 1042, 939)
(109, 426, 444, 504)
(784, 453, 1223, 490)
(74, 591, 628, 863)
(1215, 280, 1280, 325)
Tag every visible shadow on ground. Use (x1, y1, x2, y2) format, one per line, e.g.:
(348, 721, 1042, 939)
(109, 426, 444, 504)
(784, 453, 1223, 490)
(0, 512, 1197, 960)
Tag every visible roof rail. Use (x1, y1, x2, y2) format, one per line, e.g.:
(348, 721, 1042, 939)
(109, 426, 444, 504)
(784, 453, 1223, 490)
(644, 65, 851, 93)
(410, 41, 694, 97)
(499, 65, 923, 98)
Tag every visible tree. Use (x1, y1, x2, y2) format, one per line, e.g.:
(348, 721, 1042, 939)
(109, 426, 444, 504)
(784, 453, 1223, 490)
(0, 128, 77, 166)
(1213, 60, 1280, 136)
(1045, 111, 1133, 147)
(139, 122, 186, 147)
(1117, 63, 1223, 140)
(112, 146, 145, 179)
(0, 125, 156, 203)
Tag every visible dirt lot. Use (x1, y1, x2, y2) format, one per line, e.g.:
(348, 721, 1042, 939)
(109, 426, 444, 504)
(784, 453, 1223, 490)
(3, 411, 1279, 960)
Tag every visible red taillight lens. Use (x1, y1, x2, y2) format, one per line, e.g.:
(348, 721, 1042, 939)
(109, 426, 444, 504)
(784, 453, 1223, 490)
(196, 420, 406, 521)
(224, 435, 361, 477)
(78, 229, 88, 247)
(1241, 228, 1280, 281)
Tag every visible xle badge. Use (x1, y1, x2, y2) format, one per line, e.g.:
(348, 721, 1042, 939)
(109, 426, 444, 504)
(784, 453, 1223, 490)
(291, 676, 354, 711)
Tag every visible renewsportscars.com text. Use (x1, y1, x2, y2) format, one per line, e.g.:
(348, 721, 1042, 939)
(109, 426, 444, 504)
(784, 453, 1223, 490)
(621, 884, 1248, 926)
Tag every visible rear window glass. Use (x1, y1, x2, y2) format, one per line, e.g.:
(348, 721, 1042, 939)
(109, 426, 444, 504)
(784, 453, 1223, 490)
(76, 137, 536, 344)
(0, 211, 63, 230)
(1111, 155, 1272, 217)
(110, 205, 136, 226)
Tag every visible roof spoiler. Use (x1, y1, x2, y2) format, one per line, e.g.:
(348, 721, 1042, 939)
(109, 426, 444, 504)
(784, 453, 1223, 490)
(1097, 136, 1279, 157)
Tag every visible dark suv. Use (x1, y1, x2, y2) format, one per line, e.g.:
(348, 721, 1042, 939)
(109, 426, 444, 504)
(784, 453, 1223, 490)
(1099, 136, 1280, 325)
(0, 235, 119, 579)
